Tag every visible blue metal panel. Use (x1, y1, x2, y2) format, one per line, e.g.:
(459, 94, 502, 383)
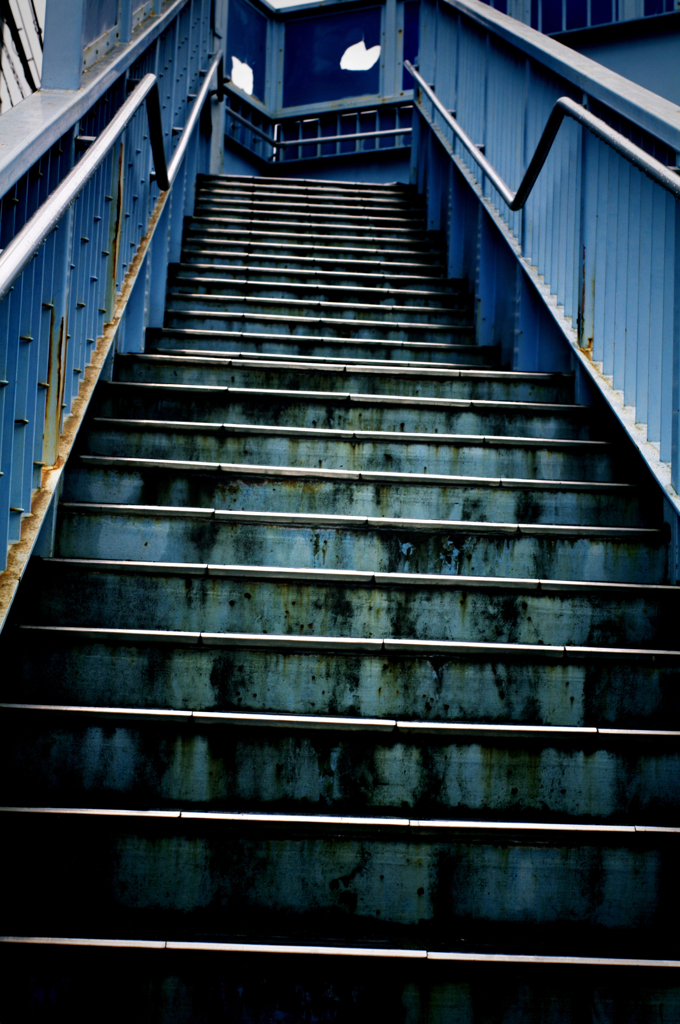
(83, 0, 119, 47)
(402, 1, 420, 89)
(41, 0, 87, 91)
(227, 0, 267, 102)
(283, 8, 382, 109)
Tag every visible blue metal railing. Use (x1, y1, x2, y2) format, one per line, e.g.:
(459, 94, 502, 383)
(411, 0, 680, 514)
(224, 84, 413, 165)
(0, 0, 218, 578)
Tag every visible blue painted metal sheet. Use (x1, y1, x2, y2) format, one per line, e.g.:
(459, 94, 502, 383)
(283, 7, 383, 108)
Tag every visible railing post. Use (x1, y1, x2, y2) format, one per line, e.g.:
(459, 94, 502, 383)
(671, 197, 680, 492)
(41, 0, 87, 91)
(118, 0, 134, 45)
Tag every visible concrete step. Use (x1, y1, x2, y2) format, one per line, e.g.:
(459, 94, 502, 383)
(19, 558, 680, 647)
(165, 290, 472, 327)
(185, 222, 437, 253)
(101, 381, 595, 441)
(197, 180, 423, 209)
(3, 703, 678, 823)
(135, 350, 573, 405)
(63, 456, 656, 527)
(141, 329, 489, 364)
(55, 504, 669, 584)
(193, 199, 426, 226)
(170, 268, 466, 308)
(115, 351, 577, 405)
(173, 260, 455, 292)
(192, 203, 427, 230)
(164, 305, 474, 345)
(3, 940, 679, 1024)
(7, 624, 680, 729)
(80, 419, 619, 482)
(180, 247, 445, 276)
(3, 805, 678, 956)
(182, 232, 443, 262)
(200, 173, 413, 197)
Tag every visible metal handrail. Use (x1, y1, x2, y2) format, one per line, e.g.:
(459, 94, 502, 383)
(404, 61, 680, 207)
(275, 126, 412, 148)
(168, 51, 224, 182)
(0, 51, 223, 306)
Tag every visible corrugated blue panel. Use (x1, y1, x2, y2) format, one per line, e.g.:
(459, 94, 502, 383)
(283, 8, 382, 109)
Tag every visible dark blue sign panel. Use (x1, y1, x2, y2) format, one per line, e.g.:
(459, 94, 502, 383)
(227, 0, 267, 101)
(283, 8, 382, 109)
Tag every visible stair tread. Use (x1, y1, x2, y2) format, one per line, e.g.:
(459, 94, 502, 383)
(59, 503, 664, 538)
(90, 416, 610, 450)
(104, 378, 586, 413)
(167, 290, 468, 317)
(15, 623, 680, 660)
(77, 454, 630, 489)
(182, 249, 445, 273)
(6, 171, 674, 979)
(43, 557, 675, 596)
(8, 700, 680, 744)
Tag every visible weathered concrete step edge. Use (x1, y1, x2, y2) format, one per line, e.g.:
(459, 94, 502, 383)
(36, 558, 679, 597)
(185, 226, 437, 249)
(145, 343, 521, 373)
(171, 274, 466, 305)
(197, 189, 422, 210)
(110, 379, 577, 414)
(200, 175, 412, 194)
(62, 504, 659, 541)
(144, 330, 481, 355)
(166, 291, 471, 320)
(89, 418, 610, 452)
(181, 249, 445, 274)
(2, 935, 679, 968)
(2, 804, 679, 837)
(191, 213, 429, 234)
(182, 235, 442, 259)
(176, 262, 452, 287)
(16, 625, 680, 662)
(75, 455, 633, 491)
(165, 308, 474, 338)
(192, 206, 426, 226)
(4, 702, 678, 741)
(196, 189, 423, 207)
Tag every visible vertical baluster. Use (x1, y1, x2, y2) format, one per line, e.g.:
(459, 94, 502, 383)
(623, 164, 641, 409)
(634, 173, 653, 429)
(580, 126, 597, 353)
(659, 190, 675, 463)
(647, 184, 666, 445)
(64, 186, 85, 418)
(612, 153, 630, 392)
(671, 193, 680, 490)
(564, 118, 580, 324)
(601, 145, 617, 378)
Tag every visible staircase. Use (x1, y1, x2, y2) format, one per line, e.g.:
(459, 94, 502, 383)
(2, 174, 679, 1019)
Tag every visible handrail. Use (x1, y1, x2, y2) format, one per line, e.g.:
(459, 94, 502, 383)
(275, 126, 412, 148)
(168, 52, 224, 182)
(404, 61, 680, 208)
(0, 51, 224, 307)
